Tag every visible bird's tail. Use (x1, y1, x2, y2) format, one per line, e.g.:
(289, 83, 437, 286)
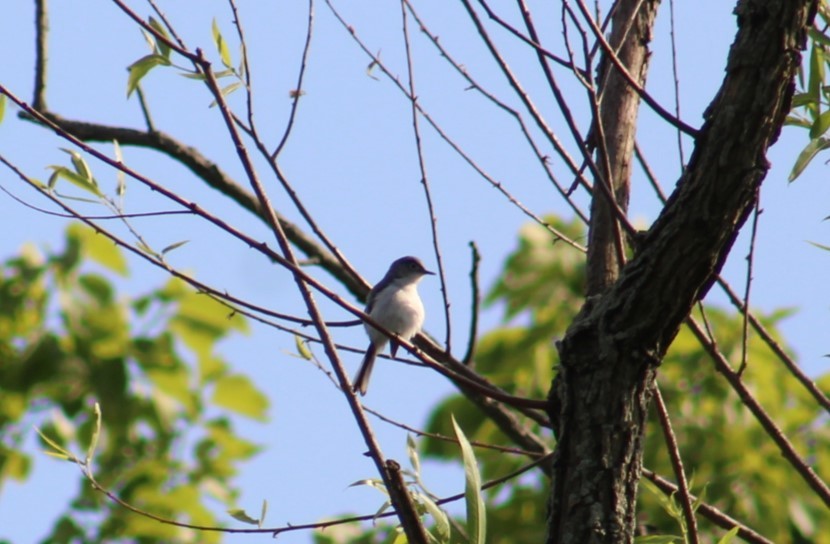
(353, 343, 379, 396)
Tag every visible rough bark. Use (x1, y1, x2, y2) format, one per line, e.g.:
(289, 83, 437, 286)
(586, 0, 659, 295)
(547, 0, 816, 542)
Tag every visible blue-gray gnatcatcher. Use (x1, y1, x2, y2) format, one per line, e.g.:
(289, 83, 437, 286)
(352, 256, 434, 395)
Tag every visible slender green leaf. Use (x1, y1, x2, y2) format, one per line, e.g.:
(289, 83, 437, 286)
(791, 92, 817, 108)
(715, 527, 740, 544)
(161, 240, 189, 255)
(126, 54, 171, 97)
(633, 536, 681, 544)
(785, 114, 812, 128)
(60, 148, 94, 182)
(0, 94, 6, 125)
(227, 508, 259, 525)
(259, 500, 268, 529)
(113, 139, 126, 199)
(809, 26, 830, 48)
(212, 18, 233, 68)
(349, 478, 389, 496)
(148, 17, 171, 58)
(180, 70, 207, 80)
(214, 68, 235, 79)
(209, 82, 242, 107)
(47, 166, 102, 197)
(294, 335, 312, 360)
(452, 415, 485, 544)
(810, 109, 830, 139)
(808, 45, 824, 116)
(35, 427, 73, 460)
(43, 451, 73, 461)
(85, 402, 102, 464)
(807, 240, 830, 251)
(136, 239, 158, 257)
(415, 491, 450, 541)
(407, 434, 421, 475)
(47, 169, 60, 190)
(789, 137, 830, 181)
(141, 29, 156, 53)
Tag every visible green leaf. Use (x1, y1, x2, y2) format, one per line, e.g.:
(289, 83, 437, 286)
(161, 240, 189, 256)
(810, 109, 830, 139)
(0, 94, 6, 125)
(180, 70, 207, 80)
(407, 434, 421, 475)
(259, 500, 268, 529)
(414, 491, 450, 541)
(633, 536, 681, 544)
(46, 166, 102, 197)
(294, 335, 312, 360)
(809, 45, 825, 113)
(35, 427, 74, 461)
(807, 240, 830, 251)
(146, 367, 195, 415)
(213, 68, 235, 79)
(113, 139, 126, 200)
(785, 114, 812, 128)
(148, 17, 171, 58)
(170, 290, 248, 359)
(209, 82, 242, 107)
(789, 137, 830, 181)
(227, 508, 259, 525)
(85, 402, 101, 464)
(212, 375, 268, 421)
(211, 18, 233, 68)
(452, 415, 485, 544)
(68, 224, 128, 275)
(715, 527, 740, 544)
(791, 92, 818, 108)
(60, 148, 93, 181)
(126, 54, 171, 98)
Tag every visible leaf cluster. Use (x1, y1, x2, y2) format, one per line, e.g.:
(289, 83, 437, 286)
(0, 225, 267, 543)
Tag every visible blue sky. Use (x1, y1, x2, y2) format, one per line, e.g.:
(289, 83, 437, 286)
(1, 1, 828, 543)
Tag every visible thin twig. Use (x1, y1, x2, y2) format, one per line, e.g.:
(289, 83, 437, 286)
(227, 0, 256, 133)
(653, 385, 699, 544)
(571, 0, 698, 136)
(738, 195, 761, 376)
(135, 86, 156, 132)
(399, 1, 452, 353)
(328, 0, 587, 252)
(641, 469, 774, 544)
(271, 0, 314, 160)
(686, 315, 830, 507)
(667, 0, 686, 166)
(636, 142, 830, 412)
(33, 0, 48, 110)
(462, 241, 481, 365)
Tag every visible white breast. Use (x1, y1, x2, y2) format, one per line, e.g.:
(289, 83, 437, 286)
(365, 283, 425, 346)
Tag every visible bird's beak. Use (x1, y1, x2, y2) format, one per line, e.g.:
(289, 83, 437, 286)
(424, 269, 436, 276)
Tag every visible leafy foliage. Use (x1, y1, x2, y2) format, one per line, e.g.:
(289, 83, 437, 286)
(788, 5, 830, 181)
(421, 216, 830, 543)
(0, 225, 266, 543)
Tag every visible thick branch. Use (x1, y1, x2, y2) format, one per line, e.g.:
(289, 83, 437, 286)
(585, 0, 659, 294)
(21, 111, 363, 297)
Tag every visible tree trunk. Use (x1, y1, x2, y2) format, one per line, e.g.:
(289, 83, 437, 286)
(547, 0, 816, 542)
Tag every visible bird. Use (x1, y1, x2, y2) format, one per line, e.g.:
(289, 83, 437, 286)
(352, 256, 434, 396)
